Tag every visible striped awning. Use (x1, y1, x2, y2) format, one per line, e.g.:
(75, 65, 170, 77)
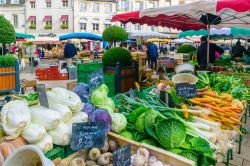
(43, 16, 52, 21)
(60, 15, 68, 21)
(28, 16, 36, 21)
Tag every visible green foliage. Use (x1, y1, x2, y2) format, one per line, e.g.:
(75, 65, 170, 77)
(127, 106, 149, 123)
(0, 16, 16, 43)
(119, 130, 134, 140)
(0, 55, 16, 66)
(45, 24, 52, 29)
(102, 25, 128, 42)
(156, 119, 187, 149)
(135, 112, 146, 133)
(22, 41, 33, 46)
(179, 151, 198, 164)
(189, 137, 210, 153)
(102, 47, 133, 67)
(177, 44, 196, 54)
(29, 24, 36, 29)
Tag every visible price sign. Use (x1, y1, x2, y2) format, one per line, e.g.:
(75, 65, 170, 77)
(36, 84, 49, 108)
(176, 83, 197, 98)
(70, 122, 106, 151)
(113, 144, 131, 166)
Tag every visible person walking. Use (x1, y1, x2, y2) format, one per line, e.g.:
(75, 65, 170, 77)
(232, 40, 248, 61)
(159, 43, 167, 55)
(18, 45, 25, 69)
(64, 39, 77, 66)
(147, 42, 159, 70)
(197, 36, 224, 69)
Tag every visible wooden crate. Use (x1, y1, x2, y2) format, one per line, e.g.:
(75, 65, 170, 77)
(108, 132, 195, 166)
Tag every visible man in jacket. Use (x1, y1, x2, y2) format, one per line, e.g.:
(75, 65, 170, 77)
(197, 36, 224, 69)
(64, 39, 77, 66)
(232, 41, 248, 61)
(147, 42, 159, 69)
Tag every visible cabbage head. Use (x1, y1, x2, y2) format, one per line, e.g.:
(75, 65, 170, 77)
(119, 131, 134, 140)
(156, 118, 186, 149)
(97, 105, 113, 114)
(105, 98, 115, 110)
(111, 113, 127, 133)
(96, 84, 109, 96)
(90, 90, 108, 106)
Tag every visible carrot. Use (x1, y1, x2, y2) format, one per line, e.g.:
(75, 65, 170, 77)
(197, 86, 210, 92)
(228, 123, 242, 135)
(181, 104, 189, 119)
(202, 103, 225, 113)
(209, 116, 221, 122)
(198, 114, 215, 122)
(201, 91, 220, 98)
(195, 97, 224, 105)
(221, 118, 235, 124)
(189, 99, 202, 106)
(229, 117, 241, 125)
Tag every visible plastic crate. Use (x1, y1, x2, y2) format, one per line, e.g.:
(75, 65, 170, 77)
(45, 145, 65, 160)
(64, 145, 75, 157)
(59, 73, 69, 80)
(77, 62, 103, 73)
(108, 88, 115, 97)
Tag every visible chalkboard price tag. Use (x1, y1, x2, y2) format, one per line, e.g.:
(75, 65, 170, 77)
(113, 144, 131, 166)
(36, 84, 49, 108)
(128, 88, 136, 99)
(70, 122, 106, 151)
(176, 83, 197, 98)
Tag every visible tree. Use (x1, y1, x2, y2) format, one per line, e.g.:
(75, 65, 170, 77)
(102, 26, 128, 42)
(0, 16, 16, 44)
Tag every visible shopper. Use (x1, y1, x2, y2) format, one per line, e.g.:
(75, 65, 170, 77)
(18, 45, 25, 69)
(160, 43, 167, 55)
(64, 39, 77, 66)
(197, 36, 224, 69)
(232, 41, 248, 61)
(147, 42, 159, 70)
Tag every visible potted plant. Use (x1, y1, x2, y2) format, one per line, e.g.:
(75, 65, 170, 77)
(29, 24, 36, 29)
(61, 24, 68, 29)
(44, 24, 52, 29)
(102, 26, 138, 93)
(0, 16, 20, 93)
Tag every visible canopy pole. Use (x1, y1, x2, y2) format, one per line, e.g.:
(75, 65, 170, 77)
(207, 24, 210, 65)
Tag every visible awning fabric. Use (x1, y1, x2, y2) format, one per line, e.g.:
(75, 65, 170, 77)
(16, 32, 35, 39)
(128, 31, 170, 39)
(28, 16, 36, 21)
(60, 15, 68, 21)
(43, 16, 52, 21)
(59, 33, 102, 41)
(112, 0, 250, 31)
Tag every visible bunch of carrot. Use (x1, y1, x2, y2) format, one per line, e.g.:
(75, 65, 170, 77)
(189, 88, 243, 134)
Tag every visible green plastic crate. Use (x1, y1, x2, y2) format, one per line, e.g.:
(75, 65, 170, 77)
(108, 88, 115, 97)
(45, 145, 65, 160)
(104, 73, 115, 83)
(64, 145, 75, 157)
(77, 62, 103, 73)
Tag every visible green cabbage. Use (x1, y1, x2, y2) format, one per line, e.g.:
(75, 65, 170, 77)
(106, 98, 115, 110)
(96, 84, 109, 96)
(91, 90, 108, 106)
(140, 139, 157, 146)
(156, 118, 187, 149)
(97, 105, 113, 114)
(135, 112, 146, 133)
(111, 113, 127, 133)
(119, 131, 134, 140)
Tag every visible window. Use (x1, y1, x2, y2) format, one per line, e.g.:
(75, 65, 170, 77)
(13, 14, 18, 27)
(0, 0, 6, 4)
(120, 23, 127, 30)
(93, 3, 99, 12)
(135, 2, 143, 10)
(61, 20, 68, 29)
(80, 2, 87, 11)
(46, 1, 51, 8)
(134, 24, 141, 31)
(45, 21, 52, 29)
(62, 0, 68, 7)
(29, 21, 36, 29)
(105, 3, 112, 13)
(30, 1, 35, 8)
(104, 23, 111, 28)
(120, 0, 129, 11)
(93, 23, 99, 31)
(12, 0, 19, 4)
(80, 23, 86, 31)
(148, 2, 154, 9)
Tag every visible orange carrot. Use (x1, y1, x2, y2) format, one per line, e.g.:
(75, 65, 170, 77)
(199, 114, 215, 122)
(181, 104, 189, 119)
(228, 124, 242, 135)
(202, 103, 225, 113)
(189, 99, 202, 106)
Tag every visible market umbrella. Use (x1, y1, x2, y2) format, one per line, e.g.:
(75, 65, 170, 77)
(127, 31, 170, 40)
(173, 38, 194, 43)
(112, 0, 249, 64)
(59, 32, 102, 41)
(16, 32, 35, 39)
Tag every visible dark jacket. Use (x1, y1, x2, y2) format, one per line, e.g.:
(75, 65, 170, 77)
(147, 43, 159, 59)
(64, 43, 77, 58)
(232, 44, 247, 58)
(197, 41, 224, 68)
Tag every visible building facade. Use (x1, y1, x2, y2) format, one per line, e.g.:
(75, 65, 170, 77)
(25, 0, 74, 37)
(0, 0, 25, 33)
(74, 0, 117, 35)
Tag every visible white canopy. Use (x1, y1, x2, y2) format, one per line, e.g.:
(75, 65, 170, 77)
(128, 31, 170, 40)
(173, 38, 194, 43)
